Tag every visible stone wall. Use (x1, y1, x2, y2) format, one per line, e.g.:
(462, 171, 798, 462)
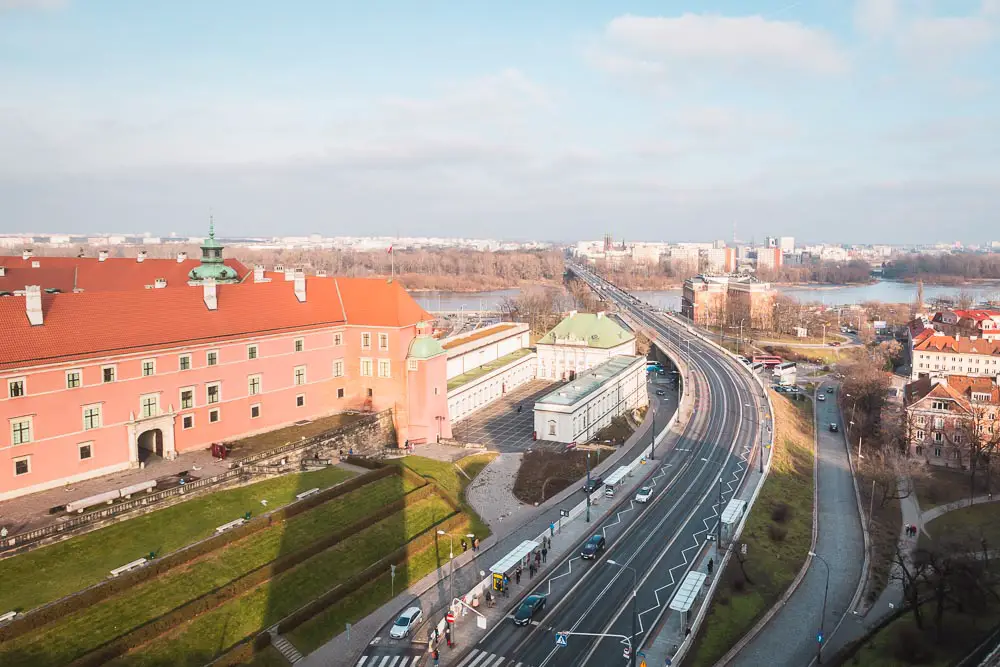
(257, 409, 397, 467)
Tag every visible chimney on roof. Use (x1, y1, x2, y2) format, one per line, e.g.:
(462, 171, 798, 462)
(22, 249, 33, 261)
(136, 251, 147, 263)
(176, 252, 187, 263)
(294, 273, 306, 302)
(284, 267, 295, 282)
(253, 265, 270, 283)
(154, 278, 167, 289)
(203, 278, 218, 311)
(98, 250, 108, 262)
(25, 285, 43, 326)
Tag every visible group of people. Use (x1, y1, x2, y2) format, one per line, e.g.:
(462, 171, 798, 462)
(904, 523, 919, 538)
(460, 536, 480, 553)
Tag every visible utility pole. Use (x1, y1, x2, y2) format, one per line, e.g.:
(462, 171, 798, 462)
(717, 476, 724, 545)
(586, 451, 591, 523)
(649, 404, 656, 461)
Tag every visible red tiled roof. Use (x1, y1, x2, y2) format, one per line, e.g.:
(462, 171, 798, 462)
(0, 256, 249, 293)
(913, 334, 1000, 355)
(0, 277, 430, 370)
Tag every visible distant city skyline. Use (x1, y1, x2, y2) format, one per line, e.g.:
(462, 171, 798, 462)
(2, 1, 998, 242)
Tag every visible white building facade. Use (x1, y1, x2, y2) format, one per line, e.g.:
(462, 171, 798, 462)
(533, 355, 648, 443)
(442, 323, 531, 380)
(535, 312, 636, 382)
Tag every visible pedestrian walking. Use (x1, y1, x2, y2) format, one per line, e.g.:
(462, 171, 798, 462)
(433, 648, 440, 667)
(535, 551, 541, 566)
(542, 546, 548, 563)
(707, 558, 714, 575)
(515, 568, 521, 585)
(461, 539, 468, 553)
(445, 625, 452, 648)
(473, 537, 479, 552)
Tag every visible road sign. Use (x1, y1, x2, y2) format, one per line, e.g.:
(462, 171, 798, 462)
(817, 632, 824, 644)
(477, 616, 487, 630)
(446, 612, 455, 624)
(555, 633, 568, 647)
(560, 509, 570, 518)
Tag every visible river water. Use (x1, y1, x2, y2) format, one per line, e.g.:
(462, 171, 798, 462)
(414, 281, 1000, 313)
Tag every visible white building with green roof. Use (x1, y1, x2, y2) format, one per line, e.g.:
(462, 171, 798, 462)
(533, 354, 647, 443)
(536, 310, 636, 381)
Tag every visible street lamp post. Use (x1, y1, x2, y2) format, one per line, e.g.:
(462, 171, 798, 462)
(437, 530, 476, 604)
(608, 560, 638, 667)
(586, 451, 591, 523)
(738, 318, 746, 357)
(649, 403, 656, 461)
(809, 551, 832, 664)
(717, 476, 724, 546)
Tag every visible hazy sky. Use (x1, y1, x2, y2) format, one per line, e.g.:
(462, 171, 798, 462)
(2, 0, 998, 243)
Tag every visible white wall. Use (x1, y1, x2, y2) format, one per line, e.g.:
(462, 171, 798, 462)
(445, 327, 530, 380)
(533, 359, 648, 443)
(448, 352, 537, 423)
(536, 339, 636, 381)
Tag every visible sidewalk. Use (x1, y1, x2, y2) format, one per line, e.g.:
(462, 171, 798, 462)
(300, 389, 685, 667)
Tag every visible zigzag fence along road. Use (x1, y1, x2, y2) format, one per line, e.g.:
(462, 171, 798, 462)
(464, 266, 765, 667)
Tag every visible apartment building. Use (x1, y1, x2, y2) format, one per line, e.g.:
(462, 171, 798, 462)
(904, 375, 1000, 467)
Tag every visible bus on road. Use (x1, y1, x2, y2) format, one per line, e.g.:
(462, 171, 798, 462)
(772, 361, 798, 386)
(752, 355, 783, 369)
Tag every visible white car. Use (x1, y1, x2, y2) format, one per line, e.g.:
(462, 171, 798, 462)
(389, 606, 423, 639)
(817, 394, 826, 402)
(635, 487, 653, 503)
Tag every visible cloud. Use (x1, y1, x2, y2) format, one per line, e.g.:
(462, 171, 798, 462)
(0, 0, 65, 9)
(598, 13, 849, 79)
(853, 0, 899, 37)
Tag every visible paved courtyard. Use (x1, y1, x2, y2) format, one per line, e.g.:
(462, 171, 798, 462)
(451, 379, 559, 452)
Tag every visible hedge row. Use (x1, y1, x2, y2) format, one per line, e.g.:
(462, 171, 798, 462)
(206, 631, 271, 667)
(68, 484, 443, 667)
(0, 466, 397, 643)
(275, 512, 468, 635)
(400, 465, 430, 491)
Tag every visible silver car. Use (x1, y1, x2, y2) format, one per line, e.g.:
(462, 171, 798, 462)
(389, 606, 423, 639)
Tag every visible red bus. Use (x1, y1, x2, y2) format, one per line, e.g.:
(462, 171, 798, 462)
(752, 355, 782, 368)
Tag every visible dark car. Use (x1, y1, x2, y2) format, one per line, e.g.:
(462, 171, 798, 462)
(655, 389, 666, 397)
(512, 595, 546, 626)
(829, 423, 839, 432)
(583, 477, 604, 493)
(826, 387, 834, 393)
(581, 534, 606, 559)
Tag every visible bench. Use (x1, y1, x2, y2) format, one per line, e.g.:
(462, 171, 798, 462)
(110, 558, 148, 577)
(295, 488, 320, 500)
(0, 611, 16, 624)
(66, 489, 121, 514)
(215, 518, 246, 534)
(119, 479, 157, 499)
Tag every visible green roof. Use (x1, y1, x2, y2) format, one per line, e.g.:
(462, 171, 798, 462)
(535, 355, 643, 407)
(447, 348, 533, 391)
(408, 335, 446, 361)
(537, 312, 634, 349)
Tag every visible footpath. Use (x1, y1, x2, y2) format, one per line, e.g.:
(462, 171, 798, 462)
(299, 387, 685, 667)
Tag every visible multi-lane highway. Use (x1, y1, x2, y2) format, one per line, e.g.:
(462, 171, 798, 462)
(454, 264, 769, 667)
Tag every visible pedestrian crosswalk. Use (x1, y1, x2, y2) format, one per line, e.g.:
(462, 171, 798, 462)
(355, 655, 424, 667)
(454, 649, 533, 667)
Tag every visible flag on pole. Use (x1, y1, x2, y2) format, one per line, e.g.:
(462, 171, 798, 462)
(387, 245, 393, 254)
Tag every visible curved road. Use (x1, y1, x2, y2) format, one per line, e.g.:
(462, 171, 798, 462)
(454, 265, 768, 667)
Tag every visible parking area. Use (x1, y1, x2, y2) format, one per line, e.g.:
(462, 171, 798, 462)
(451, 380, 559, 452)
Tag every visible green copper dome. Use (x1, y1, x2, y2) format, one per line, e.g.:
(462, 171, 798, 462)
(408, 335, 446, 361)
(188, 216, 239, 283)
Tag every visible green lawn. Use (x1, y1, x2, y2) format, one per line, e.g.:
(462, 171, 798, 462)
(0, 474, 417, 667)
(455, 451, 498, 481)
(287, 513, 477, 654)
(446, 348, 533, 391)
(843, 606, 1000, 667)
(686, 392, 815, 667)
(398, 455, 492, 539)
(0, 466, 355, 615)
(107, 495, 456, 667)
(923, 502, 1000, 548)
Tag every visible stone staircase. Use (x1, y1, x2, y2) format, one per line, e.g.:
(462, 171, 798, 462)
(269, 628, 303, 664)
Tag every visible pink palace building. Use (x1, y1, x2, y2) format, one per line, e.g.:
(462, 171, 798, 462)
(0, 231, 450, 500)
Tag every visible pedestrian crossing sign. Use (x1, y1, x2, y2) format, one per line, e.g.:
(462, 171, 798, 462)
(555, 633, 568, 647)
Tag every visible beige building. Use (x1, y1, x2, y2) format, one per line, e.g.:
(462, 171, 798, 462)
(681, 275, 775, 330)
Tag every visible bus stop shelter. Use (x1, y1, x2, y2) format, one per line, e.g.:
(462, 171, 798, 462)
(669, 570, 708, 629)
(489, 539, 539, 591)
(720, 499, 746, 545)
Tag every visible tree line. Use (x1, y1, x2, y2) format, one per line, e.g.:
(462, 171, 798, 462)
(884, 253, 1000, 283)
